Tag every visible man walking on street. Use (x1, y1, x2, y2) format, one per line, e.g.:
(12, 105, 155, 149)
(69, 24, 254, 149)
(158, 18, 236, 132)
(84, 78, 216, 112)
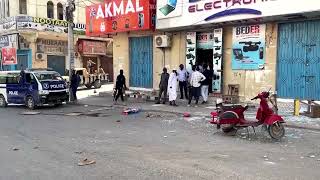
(188, 66, 206, 107)
(114, 69, 127, 104)
(71, 70, 81, 102)
(156, 67, 169, 104)
(168, 69, 178, 106)
(201, 64, 210, 104)
(177, 64, 188, 99)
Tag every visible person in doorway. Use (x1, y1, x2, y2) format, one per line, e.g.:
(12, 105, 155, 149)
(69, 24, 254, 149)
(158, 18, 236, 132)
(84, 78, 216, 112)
(156, 67, 169, 104)
(177, 64, 188, 100)
(114, 69, 127, 104)
(71, 70, 81, 102)
(87, 59, 96, 74)
(201, 64, 211, 104)
(168, 69, 178, 106)
(188, 66, 206, 107)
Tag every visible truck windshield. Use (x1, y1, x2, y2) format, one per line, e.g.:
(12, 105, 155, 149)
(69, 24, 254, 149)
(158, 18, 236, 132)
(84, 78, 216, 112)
(34, 73, 63, 81)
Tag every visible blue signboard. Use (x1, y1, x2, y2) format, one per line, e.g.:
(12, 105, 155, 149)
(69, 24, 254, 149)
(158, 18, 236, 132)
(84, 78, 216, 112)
(232, 24, 266, 70)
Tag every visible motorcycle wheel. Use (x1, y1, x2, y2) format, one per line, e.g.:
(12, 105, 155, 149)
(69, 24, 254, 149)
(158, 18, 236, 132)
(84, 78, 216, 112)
(268, 123, 285, 140)
(221, 124, 237, 135)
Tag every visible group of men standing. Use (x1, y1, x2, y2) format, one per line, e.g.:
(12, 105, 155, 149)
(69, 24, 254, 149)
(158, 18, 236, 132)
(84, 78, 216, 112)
(156, 64, 212, 107)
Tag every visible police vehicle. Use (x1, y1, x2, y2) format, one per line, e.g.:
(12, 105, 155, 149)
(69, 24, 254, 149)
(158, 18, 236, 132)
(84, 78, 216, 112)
(0, 69, 69, 109)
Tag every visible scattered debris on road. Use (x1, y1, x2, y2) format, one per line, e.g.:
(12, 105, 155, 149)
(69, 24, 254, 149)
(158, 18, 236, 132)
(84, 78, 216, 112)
(122, 107, 140, 115)
(33, 146, 39, 149)
(12, 147, 19, 151)
(20, 111, 41, 115)
(75, 151, 83, 154)
(145, 113, 162, 118)
(116, 120, 121, 123)
(163, 136, 168, 138)
(78, 158, 96, 166)
(183, 112, 191, 117)
(84, 105, 89, 107)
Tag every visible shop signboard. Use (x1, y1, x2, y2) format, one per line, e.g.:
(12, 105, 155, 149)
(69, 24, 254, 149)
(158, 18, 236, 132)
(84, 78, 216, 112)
(86, 0, 156, 36)
(156, 0, 320, 29)
(16, 15, 86, 34)
(0, 34, 18, 49)
(212, 28, 223, 93)
(36, 39, 68, 55)
(0, 17, 16, 33)
(2, 48, 17, 65)
(185, 32, 196, 72)
(232, 24, 265, 70)
(78, 40, 107, 55)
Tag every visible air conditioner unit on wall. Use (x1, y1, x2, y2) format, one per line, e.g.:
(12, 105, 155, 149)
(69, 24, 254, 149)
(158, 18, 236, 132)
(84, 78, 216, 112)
(155, 35, 171, 48)
(36, 53, 46, 61)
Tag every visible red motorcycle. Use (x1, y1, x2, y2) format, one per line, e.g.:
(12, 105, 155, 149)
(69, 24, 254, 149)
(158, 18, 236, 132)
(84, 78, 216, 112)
(210, 91, 285, 140)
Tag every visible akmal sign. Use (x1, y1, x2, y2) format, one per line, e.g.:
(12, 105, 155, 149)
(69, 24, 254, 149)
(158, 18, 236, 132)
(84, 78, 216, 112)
(156, 0, 320, 29)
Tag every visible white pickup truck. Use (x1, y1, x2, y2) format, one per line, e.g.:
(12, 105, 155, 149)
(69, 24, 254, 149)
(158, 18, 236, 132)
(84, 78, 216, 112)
(63, 68, 109, 89)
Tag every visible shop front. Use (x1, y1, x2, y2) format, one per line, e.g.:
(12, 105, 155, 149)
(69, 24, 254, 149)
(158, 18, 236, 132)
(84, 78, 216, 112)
(86, 0, 156, 88)
(77, 39, 114, 81)
(36, 38, 68, 75)
(156, 0, 320, 100)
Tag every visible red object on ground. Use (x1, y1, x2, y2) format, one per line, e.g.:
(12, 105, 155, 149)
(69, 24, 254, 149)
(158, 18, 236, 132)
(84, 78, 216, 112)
(183, 112, 191, 117)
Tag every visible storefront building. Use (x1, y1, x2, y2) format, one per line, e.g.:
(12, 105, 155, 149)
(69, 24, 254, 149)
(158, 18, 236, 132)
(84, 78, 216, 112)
(86, 0, 157, 88)
(0, 15, 112, 76)
(156, 0, 320, 101)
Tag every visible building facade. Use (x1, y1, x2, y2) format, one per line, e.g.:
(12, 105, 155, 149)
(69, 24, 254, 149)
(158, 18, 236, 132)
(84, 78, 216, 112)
(0, 0, 113, 80)
(154, 0, 320, 101)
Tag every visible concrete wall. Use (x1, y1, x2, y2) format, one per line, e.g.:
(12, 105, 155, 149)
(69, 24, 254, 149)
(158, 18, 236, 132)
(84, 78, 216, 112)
(113, 31, 186, 89)
(222, 23, 278, 101)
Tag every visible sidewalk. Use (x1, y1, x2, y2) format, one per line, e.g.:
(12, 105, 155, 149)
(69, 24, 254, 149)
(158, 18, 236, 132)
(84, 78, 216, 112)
(77, 92, 320, 132)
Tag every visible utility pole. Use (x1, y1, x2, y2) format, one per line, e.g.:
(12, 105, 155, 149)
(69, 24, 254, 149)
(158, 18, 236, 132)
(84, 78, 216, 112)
(66, 0, 76, 101)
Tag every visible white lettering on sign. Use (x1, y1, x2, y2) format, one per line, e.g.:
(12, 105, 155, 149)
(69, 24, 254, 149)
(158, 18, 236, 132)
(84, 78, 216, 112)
(96, 0, 144, 18)
(50, 84, 64, 89)
(8, 91, 18, 95)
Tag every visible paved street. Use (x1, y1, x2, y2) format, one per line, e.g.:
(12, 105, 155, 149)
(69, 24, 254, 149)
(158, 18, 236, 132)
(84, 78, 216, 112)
(0, 94, 320, 180)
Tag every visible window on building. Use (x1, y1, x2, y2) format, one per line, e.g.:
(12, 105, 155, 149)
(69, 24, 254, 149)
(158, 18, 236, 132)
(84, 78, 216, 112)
(47, 1, 54, 18)
(57, 3, 63, 20)
(19, 0, 27, 14)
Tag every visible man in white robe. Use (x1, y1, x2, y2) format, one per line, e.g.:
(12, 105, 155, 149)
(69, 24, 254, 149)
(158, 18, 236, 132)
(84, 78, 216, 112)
(168, 70, 178, 106)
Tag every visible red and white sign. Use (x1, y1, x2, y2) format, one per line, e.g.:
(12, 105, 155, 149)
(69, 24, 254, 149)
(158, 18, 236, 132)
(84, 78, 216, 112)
(78, 40, 107, 55)
(86, 0, 156, 36)
(2, 48, 17, 65)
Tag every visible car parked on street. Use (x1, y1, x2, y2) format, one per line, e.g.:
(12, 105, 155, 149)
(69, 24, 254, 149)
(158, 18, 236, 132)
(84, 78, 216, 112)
(0, 69, 69, 109)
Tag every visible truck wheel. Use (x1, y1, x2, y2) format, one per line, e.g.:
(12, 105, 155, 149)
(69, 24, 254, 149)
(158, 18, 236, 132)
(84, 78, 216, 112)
(0, 95, 7, 107)
(93, 80, 102, 89)
(85, 84, 92, 89)
(26, 96, 36, 110)
(268, 122, 285, 140)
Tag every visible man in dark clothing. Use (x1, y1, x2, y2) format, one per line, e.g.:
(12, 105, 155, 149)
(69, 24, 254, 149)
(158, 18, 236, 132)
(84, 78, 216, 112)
(177, 64, 188, 99)
(201, 64, 211, 104)
(70, 70, 81, 102)
(156, 67, 169, 104)
(115, 69, 127, 103)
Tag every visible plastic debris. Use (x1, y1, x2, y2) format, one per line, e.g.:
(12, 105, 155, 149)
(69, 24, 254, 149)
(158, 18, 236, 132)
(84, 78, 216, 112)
(163, 136, 168, 138)
(263, 155, 268, 158)
(116, 120, 121, 123)
(12, 147, 19, 151)
(309, 155, 316, 158)
(75, 151, 83, 154)
(122, 107, 140, 115)
(84, 105, 89, 107)
(78, 158, 96, 166)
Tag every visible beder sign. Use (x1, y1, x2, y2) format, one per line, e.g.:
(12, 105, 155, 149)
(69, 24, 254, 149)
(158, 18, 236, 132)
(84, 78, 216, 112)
(86, 0, 156, 36)
(156, 0, 320, 29)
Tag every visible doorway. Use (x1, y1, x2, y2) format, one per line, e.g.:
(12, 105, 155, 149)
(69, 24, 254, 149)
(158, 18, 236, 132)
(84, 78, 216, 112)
(47, 55, 66, 75)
